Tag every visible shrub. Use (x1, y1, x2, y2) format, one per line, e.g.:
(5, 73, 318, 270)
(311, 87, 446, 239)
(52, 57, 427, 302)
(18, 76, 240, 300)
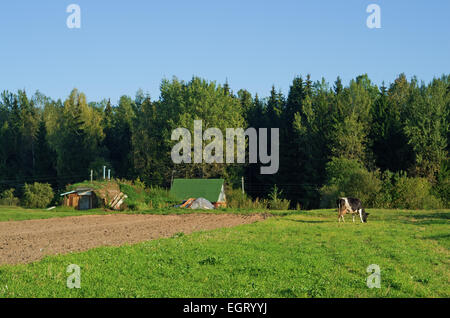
(320, 157, 381, 208)
(346, 169, 382, 207)
(393, 175, 442, 209)
(22, 182, 54, 208)
(432, 160, 450, 208)
(268, 185, 291, 210)
(226, 187, 268, 209)
(0, 188, 20, 206)
(126, 202, 148, 211)
(118, 179, 177, 211)
(376, 170, 397, 208)
(146, 186, 177, 209)
(133, 177, 147, 191)
(320, 157, 442, 209)
(226, 187, 250, 208)
(433, 178, 450, 208)
(319, 184, 339, 209)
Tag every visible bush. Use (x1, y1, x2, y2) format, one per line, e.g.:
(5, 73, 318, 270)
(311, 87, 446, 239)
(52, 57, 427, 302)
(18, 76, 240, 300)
(393, 174, 442, 209)
(226, 187, 268, 210)
(118, 179, 177, 211)
(147, 186, 177, 207)
(22, 182, 54, 208)
(319, 184, 339, 209)
(432, 160, 450, 208)
(375, 170, 397, 208)
(126, 202, 148, 211)
(320, 157, 381, 208)
(227, 185, 292, 210)
(320, 157, 442, 209)
(268, 185, 291, 210)
(433, 178, 450, 208)
(0, 188, 20, 206)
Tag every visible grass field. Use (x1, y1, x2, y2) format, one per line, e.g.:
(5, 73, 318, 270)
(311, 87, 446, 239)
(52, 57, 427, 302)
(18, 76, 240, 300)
(0, 208, 448, 298)
(0, 205, 290, 222)
(0, 206, 113, 222)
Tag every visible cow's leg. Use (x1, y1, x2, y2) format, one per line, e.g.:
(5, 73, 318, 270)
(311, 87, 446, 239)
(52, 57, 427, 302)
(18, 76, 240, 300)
(359, 209, 364, 223)
(338, 206, 344, 223)
(353, 214, 355, 223)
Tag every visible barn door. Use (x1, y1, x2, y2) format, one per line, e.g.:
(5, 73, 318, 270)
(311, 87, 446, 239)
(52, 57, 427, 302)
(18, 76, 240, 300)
(79, 196, 90, 210)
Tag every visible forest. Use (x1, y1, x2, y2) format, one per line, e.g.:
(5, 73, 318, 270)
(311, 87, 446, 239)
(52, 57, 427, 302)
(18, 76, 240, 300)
(0, 73, 448, 209)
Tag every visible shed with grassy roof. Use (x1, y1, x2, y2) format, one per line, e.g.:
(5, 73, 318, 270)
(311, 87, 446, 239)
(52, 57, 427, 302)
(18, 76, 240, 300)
(60, 187, 96, 210)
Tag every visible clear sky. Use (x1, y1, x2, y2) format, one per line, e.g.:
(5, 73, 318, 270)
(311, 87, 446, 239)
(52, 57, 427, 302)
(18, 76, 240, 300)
(0, 0, 449, 104)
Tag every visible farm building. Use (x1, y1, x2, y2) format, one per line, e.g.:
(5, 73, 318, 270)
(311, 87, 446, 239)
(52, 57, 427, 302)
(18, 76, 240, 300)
(61, 183, 128, 211)
(170, 179, 226, 208)
(61, 187, 97, 210)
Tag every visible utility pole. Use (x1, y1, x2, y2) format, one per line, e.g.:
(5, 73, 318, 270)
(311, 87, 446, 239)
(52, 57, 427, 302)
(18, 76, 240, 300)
(171, 170, 175, 187)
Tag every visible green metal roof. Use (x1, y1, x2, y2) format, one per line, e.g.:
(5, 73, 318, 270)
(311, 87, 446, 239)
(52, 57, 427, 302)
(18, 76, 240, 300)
(170, 179, 225, 202)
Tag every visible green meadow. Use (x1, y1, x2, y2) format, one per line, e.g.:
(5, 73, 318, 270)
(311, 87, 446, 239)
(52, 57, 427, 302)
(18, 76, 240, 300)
(0, 205, 288, 222)
(0, 208, 448, 298)
(0, 205, 111, 222)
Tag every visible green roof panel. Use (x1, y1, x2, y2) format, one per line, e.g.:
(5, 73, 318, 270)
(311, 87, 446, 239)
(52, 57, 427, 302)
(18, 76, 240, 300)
(170, 179, 225, 202)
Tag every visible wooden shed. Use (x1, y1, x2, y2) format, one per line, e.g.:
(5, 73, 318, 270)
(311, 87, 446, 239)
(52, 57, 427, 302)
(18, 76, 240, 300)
(61, 188, 96, 210)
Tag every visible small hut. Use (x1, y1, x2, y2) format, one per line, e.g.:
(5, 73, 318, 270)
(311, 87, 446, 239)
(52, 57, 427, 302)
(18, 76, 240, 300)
(170, 179, 226, 208)
(60, 187, 96, 210)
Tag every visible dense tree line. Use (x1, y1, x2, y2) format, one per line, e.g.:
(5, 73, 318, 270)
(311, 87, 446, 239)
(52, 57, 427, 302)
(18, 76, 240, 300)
(0, 74, 448, 208)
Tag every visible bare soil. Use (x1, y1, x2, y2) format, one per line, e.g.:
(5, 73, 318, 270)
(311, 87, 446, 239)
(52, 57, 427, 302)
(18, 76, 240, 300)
(0, 213, 265, 265)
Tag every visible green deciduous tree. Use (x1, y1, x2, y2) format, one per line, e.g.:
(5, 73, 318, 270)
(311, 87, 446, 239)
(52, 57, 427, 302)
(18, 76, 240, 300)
(404, 77, 448, 180)
(46, 89, 104, 185)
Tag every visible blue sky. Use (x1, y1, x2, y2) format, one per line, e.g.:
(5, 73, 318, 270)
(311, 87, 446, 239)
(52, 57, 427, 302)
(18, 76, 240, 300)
(0, 0, 448, 103)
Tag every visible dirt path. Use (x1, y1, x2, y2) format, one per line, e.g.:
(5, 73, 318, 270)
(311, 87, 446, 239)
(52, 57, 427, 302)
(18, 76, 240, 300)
(0, 213, 265, 265)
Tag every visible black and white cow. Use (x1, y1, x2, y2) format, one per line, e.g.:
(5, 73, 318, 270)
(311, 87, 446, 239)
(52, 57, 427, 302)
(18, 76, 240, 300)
(336, 197, 369, 223)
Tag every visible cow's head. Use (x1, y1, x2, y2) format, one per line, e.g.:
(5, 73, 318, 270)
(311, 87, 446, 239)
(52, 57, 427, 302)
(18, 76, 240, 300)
(362, 209, 370, 223)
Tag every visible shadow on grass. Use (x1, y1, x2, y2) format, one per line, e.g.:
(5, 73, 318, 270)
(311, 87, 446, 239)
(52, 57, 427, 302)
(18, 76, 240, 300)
(424, 233, 450, 240)
(285, 219, 328, 224)
(397, 212, 450, 226)
(399, 219, 449, 226)
(409, 212, 450, 220)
